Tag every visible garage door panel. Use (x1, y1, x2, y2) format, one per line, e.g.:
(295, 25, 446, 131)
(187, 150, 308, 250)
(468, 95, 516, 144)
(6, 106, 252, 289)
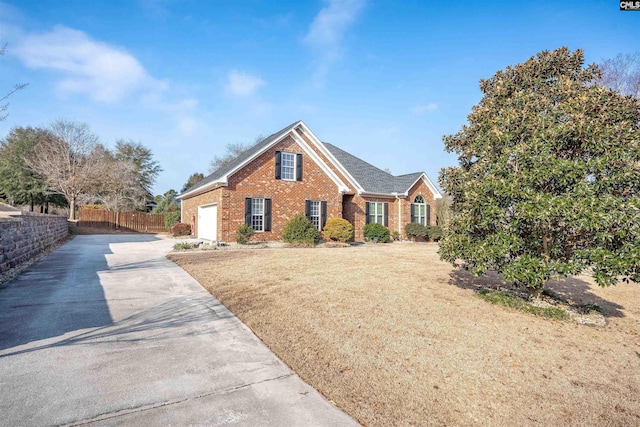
(197, 204, 217, 240)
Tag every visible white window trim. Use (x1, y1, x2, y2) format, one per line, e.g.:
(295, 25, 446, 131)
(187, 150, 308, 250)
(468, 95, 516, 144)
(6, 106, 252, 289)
(309, 200, 321, 230)
(281, 152, 296, 181)
(415, 204, 426, 225)
(251, 198, 265, 232)
(414, 195, 426, 226)
(369, 202, 384, 225)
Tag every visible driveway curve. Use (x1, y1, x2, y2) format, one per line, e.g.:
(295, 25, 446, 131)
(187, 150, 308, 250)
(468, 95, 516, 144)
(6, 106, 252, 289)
(0, 234, 357, 426)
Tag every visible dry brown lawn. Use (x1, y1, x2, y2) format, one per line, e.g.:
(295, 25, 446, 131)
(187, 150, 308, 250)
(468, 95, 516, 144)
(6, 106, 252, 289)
(168, 243, 640, 426)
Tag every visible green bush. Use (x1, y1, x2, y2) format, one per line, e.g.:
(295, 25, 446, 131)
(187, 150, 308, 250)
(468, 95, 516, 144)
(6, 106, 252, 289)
(405, 223, 428, 240)
(323, 218, 354, 242)
(282, 213, 322, 245)
(428, 225, 443, 241)
(405, 223, 443, 241)
(236, 223, 255, 244)
(173, 241, 193, 251)
(391, 231, 400, 241)
(363, 223, 390, 243)
(170, 222, 191, 236)
(165, 210, 180, 229)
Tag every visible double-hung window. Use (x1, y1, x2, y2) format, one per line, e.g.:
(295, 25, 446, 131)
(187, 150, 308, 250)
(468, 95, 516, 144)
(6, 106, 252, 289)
(309, 201, 320, 229)
(366, 202, 387, 225)
(245, 198, 272, 232)
(251, 198, 264, 231)
(281, 152, 295, 180)
(305, 200, 327, 230)
(275, 151, 302, 181)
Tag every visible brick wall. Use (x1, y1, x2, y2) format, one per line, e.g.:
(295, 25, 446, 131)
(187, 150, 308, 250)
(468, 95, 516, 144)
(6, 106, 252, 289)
(180, 187, 223, 239)
(353, 179, 437, 241)
(182, 135, 343, 242)
(0, 212, 68, 276)
(405, 178, 437, 229)
(180, 130, 440, 243)
(294, 127, 355, 191)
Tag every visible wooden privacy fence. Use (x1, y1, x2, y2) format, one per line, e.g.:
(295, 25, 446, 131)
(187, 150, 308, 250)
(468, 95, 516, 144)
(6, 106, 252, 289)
(79, 208, 166, 232)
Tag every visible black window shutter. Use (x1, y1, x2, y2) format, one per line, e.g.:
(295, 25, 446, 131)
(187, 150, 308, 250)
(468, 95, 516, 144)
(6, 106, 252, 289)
(426, 204, 431, 226)
(321, 201, 327, 229)
(245, 198, 252, 225)
(296, 153, 303, 181)
(264, 198, 272, 231)
(275, 151, 281, 180)
(383, 203, 389, 227)
(305, 200, 311, 219)
(365, 202, 370, 224)
(410, 204, 415, 223)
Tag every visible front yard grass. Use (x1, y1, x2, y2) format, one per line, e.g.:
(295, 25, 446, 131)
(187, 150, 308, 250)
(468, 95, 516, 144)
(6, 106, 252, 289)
(168, 243, 640, 426)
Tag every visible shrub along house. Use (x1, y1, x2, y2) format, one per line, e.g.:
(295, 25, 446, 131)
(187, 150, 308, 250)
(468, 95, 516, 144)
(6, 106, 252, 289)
(178, 121, 442, 242)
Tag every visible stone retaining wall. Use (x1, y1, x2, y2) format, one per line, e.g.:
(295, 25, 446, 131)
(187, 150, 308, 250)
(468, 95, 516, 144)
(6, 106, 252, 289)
(0, 211, 69, 276)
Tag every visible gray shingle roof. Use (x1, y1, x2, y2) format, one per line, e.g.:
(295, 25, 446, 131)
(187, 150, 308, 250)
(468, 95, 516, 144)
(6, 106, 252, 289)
(324, 143, 425, 194)
(180, 121, 300, 196)
(181, 121, 431, 198)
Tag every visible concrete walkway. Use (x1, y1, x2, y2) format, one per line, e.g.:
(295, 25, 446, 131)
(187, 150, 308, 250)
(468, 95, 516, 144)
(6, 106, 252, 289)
(0, 234, 357, 426)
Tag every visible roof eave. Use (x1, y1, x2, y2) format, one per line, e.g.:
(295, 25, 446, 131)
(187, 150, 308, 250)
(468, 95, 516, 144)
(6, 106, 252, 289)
(296, 122, 365, 193)
(177, 181, 226, 199)
(403, 173, 442, 199)
(358, 190, 398, 198)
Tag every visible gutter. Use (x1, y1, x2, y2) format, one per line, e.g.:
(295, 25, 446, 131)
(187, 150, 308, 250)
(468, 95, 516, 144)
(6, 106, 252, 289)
(177, 181, 225, 199)
(358, 190, 399, 198)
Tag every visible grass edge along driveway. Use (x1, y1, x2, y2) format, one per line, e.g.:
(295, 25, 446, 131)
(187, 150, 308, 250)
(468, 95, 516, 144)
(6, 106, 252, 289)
(169, 243, 640, 427)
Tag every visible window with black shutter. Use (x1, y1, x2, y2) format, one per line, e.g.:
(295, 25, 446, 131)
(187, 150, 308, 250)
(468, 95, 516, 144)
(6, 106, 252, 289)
(275, 151, 302, 181)
(245, 197, 271, 232)
(305, 199, 324, 230)
(366, 202, 386, 225)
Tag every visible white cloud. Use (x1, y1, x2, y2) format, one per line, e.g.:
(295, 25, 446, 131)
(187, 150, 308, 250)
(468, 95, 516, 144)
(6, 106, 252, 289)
(411, 103, 439, 115)
(13, 25, 166, 102)
(303, 0, 365, 88)
(303, 0, 365, 59)
(225, 70, 264, 97)
(177, 116, 198, 135)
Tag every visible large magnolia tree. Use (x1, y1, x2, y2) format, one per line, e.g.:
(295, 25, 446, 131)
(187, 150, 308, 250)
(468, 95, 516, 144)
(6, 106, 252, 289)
(439, 47, 640, 292)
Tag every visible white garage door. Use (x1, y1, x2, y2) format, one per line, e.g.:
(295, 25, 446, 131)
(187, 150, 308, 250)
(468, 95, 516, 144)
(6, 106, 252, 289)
(198, 204, 217, 241)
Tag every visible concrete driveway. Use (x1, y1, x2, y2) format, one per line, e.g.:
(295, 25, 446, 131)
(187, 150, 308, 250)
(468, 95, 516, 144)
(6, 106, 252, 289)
(0, 234, 357, 426)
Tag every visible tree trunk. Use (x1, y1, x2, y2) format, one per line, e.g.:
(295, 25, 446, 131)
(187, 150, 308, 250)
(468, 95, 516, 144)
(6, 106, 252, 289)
(69, 198, 76, 220)
(542, 234, 551, 262)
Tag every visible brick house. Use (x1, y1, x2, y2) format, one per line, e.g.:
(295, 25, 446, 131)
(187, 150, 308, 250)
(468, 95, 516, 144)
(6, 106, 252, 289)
(178, 121, 442, 242)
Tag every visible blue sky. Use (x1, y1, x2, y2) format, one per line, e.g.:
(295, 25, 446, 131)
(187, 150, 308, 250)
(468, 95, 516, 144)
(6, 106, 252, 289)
(1, 0, 638, 195)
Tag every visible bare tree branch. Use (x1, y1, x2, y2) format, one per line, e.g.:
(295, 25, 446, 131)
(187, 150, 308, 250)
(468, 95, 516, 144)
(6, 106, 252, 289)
(597, 52, 640, 98)
(0, 44, 29, 121)
(25, 119, 101, 220)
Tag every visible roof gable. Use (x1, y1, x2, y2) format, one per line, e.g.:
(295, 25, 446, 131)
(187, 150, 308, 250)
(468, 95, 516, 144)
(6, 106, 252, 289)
(179, 120, 441, 200)
(179, 121, 349, 199)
